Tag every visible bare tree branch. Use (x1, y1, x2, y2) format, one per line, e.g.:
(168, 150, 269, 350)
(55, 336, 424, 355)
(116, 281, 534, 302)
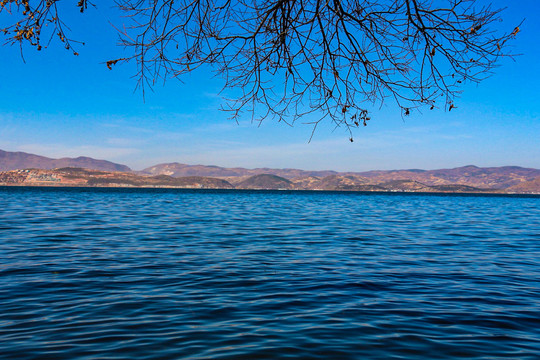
(1, 0, 521, 138)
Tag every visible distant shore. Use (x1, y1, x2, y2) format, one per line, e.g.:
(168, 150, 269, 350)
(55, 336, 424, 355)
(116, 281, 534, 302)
(1, 167, 538, 195)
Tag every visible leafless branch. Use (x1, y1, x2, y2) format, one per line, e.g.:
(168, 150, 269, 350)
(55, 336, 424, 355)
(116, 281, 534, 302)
(1, 0, 521, 138)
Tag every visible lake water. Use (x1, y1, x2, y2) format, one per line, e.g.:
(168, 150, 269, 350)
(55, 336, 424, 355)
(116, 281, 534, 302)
(1, 187, 539, 359)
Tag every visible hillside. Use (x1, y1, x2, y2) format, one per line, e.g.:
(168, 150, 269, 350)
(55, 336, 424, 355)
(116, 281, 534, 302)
(236, 174, 294, 190)
(0, 149, 131, 172)
(380, 180, 430, 191)
(0, 168, 233, 189)
(142, 162, 540, 191)
(141, 162, 337, 179)
(2, 149, 539, 193)
(352, 165, 540, 189)
(0, 168, 519, 194)
(312, 175, 370, 190)
(506, 176, 540, 194)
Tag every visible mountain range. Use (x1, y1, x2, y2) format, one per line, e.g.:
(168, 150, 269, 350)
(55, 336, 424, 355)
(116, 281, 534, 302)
(0, 149, 131, 172)
(1, 149, 539, 193)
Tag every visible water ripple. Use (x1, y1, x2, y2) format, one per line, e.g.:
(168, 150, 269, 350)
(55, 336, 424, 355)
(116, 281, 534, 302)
(0, 187, 539, 359)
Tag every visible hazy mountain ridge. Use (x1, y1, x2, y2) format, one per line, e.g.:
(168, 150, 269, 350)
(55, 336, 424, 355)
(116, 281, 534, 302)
(141, 162, 338, 179)
(1, 149, 539, 193)
(236, 174, 294, 190)
(0, 168, 534, 193)
(0, 149, 131, 172)
(340, 165, 540, 189)
(0, 168, 233, 189)
(144, 162, 540, 190)
(505, 176, 540, 193)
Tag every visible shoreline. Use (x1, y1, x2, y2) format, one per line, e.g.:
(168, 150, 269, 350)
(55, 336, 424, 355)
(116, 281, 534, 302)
(1, 167, 539, 195)
(1, 184, 538, 197)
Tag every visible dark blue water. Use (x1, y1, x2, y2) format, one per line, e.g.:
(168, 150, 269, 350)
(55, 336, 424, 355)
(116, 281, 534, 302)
(1, 187, 539, 359)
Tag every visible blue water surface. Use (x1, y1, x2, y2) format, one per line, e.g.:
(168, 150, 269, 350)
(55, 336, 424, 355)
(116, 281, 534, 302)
(1, 187, 539, 359)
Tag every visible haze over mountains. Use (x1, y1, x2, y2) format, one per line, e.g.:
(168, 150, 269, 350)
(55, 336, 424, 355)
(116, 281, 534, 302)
(0, 149, 131, 172)
(1, 149, 539, 193)
(140, 162, 337, 179)
(140, 162, 540, 190)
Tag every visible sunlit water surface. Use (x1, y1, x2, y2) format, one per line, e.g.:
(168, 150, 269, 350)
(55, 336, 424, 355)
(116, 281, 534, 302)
(1, 187, 539, 359)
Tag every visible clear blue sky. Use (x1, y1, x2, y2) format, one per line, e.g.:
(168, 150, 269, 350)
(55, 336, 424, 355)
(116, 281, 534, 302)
(1, 1, 538, 172)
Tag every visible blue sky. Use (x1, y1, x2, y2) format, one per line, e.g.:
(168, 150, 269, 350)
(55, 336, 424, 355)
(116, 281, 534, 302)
(1, 1, 538, 172)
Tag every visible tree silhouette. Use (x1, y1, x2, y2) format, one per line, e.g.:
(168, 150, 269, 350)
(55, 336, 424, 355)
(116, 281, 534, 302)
(1, 0, 520, 139)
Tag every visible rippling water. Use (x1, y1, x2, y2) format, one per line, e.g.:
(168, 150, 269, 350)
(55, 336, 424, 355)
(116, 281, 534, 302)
(1, 187, 539, 359)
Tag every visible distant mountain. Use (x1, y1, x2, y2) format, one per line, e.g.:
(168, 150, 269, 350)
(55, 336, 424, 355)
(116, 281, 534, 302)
(236, 174, 294, 190)
(2, 148, 539, 193)
(0, 149, 131, 172)
(0, 168, 536, 193)
(348, 165, 540, 189)
(315, 175, 370, 190)
(506, 176, 540, 194)
(380, 180, 430, 191)
(143, 162, 540, 191)
(141, 162, 337, 179)
(0, 167, 232, 189)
